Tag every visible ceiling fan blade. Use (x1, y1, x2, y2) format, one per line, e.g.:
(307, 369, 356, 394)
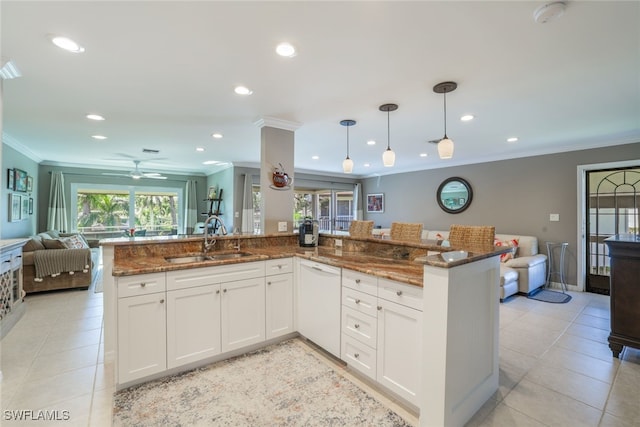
(102, 172, 132, 177)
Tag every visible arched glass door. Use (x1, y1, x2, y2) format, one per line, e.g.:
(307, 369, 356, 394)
(586, 168, 639, 294)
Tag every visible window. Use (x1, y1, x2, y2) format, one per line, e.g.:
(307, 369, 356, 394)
(72, 184, 181, 237)
(294, 189, 353, 233)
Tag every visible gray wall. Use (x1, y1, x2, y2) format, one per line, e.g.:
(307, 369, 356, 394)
(363, 142, 640, 287)
(1, 144, 39, 238)
(37, 164, 207, 234)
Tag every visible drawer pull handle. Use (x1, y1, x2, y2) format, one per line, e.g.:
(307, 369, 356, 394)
(377, 306, 382, 311)
(223, 289, 227, 293)
(355, 279, 361, 284)
(355, 299, 361, 304)
(278, 265, 283, 269)
(267, 281, 272, 286)
(396, 290, 403, 296)
(354, 324, 360, 329)
(159, 299, 165, 304)
(140, 283, 146, 287)
(354, 353, 360, 358)
(216, 290, 220, 294)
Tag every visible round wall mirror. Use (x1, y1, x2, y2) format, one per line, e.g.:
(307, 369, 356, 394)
(437, 177, 473, 214)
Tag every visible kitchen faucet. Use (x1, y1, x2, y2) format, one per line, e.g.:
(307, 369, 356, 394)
(203, 214, 227, 253)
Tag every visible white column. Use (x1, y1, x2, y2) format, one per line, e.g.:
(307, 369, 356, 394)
(254, 117, 301, 234)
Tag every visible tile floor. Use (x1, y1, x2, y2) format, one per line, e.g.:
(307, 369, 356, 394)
(1, 286, 639, 426)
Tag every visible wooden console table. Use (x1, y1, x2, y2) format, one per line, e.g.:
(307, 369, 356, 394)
(604, 234, 640, 357)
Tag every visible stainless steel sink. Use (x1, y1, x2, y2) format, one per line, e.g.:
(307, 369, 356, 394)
(207, 252, 255, 261)
(165, 255, 209, 264)
(165, 252, 255, 264)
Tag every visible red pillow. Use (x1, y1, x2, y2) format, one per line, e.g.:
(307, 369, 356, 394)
(495, 238, 519, 262)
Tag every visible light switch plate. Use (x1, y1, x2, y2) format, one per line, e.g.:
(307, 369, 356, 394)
(278, 221, 287, 232)
(550, 213, 560, 222)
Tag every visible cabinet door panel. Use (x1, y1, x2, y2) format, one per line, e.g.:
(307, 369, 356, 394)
(266, 273, 294, 339)
(377, 299, 422, 406)
(221, 277, 266, 352)
(117, 293, 166, 383)
(167, 284, 221, 369)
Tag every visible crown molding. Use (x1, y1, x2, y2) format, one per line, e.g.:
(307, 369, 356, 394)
(2, 132, 44, 163)
(253, 117, 302, 132)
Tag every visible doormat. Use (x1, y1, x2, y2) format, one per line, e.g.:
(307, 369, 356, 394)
(528, 288, 572, 304)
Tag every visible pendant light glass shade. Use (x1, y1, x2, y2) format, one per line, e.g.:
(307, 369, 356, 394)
(433, 82, 457, 160)
(340, 119, 356, 174)
(342, 157, 354, 173)
(379, 103, 398, 167)
(437, 137, 454, 159)
(382, 148, 395, 167)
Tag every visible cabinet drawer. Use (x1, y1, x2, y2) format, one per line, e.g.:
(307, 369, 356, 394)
(342, 306, 377, 348)
(167, 267, 220, 291)
(378, 278, 423, 311)
(341, 334, 376, 381)
(212, 261, 265, 283)
(342, 287, 378, 318)
(342, 268, 377, 296)
(265, 258, 293, 276)
(117, 272, 166, 298)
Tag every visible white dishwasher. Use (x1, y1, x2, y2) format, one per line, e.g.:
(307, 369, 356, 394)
(298, 259, 341, 357)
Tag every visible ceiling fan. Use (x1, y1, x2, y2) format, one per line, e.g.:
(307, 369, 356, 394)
(102, 160, 167, 180)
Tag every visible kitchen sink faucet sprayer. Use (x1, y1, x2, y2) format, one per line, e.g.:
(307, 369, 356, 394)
(203, 214, 227, 254)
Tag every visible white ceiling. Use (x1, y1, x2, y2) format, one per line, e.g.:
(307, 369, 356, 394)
(2, 1, 639, 178)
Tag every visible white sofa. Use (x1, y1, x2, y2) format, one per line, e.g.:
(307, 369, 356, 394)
(370, 228, 547, 301)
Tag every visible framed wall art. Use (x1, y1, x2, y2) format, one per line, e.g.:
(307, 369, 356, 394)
(27, 176, 33, 192)
(14, 169, 28, 192)
(366, 193, 384, 213)
(21, 196, 29, 219)
(7, 169, 14, 190)
(9, 193, 21, 222)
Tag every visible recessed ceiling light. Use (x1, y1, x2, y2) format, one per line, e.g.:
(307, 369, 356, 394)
(234, 86, 253, 95)
(507, 137, 519, 142)
(367, 140, 376, 146)
(419, 153, 428, 157)
(276, 42, 296, 57)
(50, 35, 85, 53)
(211, 132, 223, 139)
(196, 147, 205, 152)
(91, 135, 107, 140)
(203, 160, 223, 165)
(364, 163, 371, 167)
(311, 155, 319, 160)
(460, 114, 474, 121)
(86, 114, 105, 121)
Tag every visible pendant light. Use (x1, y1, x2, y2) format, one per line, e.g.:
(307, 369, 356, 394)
(340, 119, 356, 174)
(379, 103, 398, 167)
(433, 81, 457, 159)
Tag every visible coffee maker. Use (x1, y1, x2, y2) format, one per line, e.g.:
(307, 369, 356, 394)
(298, 218, 319, 247)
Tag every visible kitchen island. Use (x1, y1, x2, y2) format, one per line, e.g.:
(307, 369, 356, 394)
(101, 233, 507, 427)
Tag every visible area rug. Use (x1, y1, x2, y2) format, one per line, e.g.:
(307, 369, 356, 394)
(528, 288, 572, 304)
(113, 339, 413, 426)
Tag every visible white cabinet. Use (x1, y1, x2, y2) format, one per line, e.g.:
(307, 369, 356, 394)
(377, 292, 422, 405)
(340, 269, 423, 406)
(166, 283, 221, 369)
(117, 273, 167, 384)
(298, 259, 341, 357)
(265, 258, 294, 339)
(221, 277, 265, 352)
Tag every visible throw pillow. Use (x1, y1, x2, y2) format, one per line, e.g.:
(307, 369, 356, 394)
(23, 237, 45, 252)
(61, 235, 89, 249)
(42, 238, 66, 249)
(495, 238, 519, 262)
(45, 230, 61, 239)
